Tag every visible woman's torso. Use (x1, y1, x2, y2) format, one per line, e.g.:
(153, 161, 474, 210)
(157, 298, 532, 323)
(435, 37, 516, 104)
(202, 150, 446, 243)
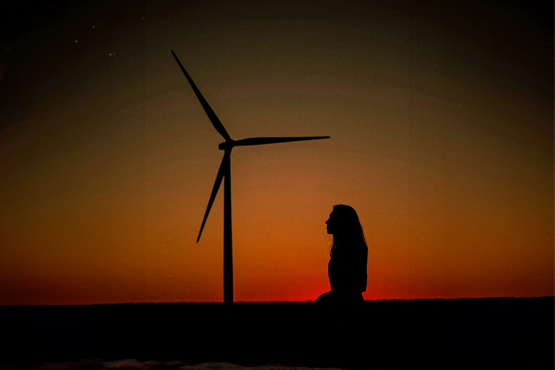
(328, 244, 367, 294)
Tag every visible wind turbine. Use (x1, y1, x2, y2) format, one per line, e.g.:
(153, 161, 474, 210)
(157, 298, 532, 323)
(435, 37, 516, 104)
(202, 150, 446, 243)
(171, 50, 330, 304)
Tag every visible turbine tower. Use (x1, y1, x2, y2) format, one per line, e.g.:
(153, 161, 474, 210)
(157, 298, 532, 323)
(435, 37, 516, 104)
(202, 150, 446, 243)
(171, 50, 330, 304)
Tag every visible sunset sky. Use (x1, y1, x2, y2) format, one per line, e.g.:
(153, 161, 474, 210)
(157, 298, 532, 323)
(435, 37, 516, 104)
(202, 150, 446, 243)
(0, 0, 552, 305)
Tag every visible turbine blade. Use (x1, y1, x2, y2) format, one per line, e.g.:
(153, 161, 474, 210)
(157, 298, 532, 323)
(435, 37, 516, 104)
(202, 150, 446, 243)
(197, 152, 229, 243)
(171, 50, 232, 142)
(233, 136, 330, 147)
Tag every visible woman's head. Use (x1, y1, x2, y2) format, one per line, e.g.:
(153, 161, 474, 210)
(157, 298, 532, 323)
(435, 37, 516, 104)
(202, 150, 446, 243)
(326, 204, 367, 254)
(326, 204, 362, 236)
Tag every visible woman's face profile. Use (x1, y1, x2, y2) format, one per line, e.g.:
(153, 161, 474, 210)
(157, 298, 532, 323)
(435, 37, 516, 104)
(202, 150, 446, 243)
(325, 211, 336, 234)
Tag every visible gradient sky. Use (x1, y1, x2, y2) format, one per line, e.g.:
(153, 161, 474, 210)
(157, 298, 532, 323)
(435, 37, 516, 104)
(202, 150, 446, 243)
(0, 0, 553, 305)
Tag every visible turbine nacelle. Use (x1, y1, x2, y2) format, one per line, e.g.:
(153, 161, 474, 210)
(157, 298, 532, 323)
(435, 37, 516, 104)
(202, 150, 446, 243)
(218, 140, 235, 151)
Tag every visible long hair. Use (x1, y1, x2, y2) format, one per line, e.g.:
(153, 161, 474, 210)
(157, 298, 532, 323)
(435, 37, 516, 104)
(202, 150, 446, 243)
(330, 204, 367, 256)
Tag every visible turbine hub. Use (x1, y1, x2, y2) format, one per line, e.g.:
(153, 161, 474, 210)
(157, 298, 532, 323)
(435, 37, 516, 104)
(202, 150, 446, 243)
(219, 140, 235, 150)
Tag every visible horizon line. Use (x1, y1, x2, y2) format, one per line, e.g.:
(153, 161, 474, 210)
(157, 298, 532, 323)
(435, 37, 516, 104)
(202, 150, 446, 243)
(1, 296, 553, 307)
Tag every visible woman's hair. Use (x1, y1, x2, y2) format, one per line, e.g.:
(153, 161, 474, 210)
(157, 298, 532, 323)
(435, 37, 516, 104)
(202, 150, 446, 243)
(330, 204, 367, 256)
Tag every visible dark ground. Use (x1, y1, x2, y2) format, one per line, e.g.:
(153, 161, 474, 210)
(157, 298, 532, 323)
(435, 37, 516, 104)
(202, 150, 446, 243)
(0, 297, 553, 369)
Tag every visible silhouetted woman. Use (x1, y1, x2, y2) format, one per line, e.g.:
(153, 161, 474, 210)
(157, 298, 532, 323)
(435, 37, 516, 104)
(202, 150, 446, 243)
(315, 204, 368, 325)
